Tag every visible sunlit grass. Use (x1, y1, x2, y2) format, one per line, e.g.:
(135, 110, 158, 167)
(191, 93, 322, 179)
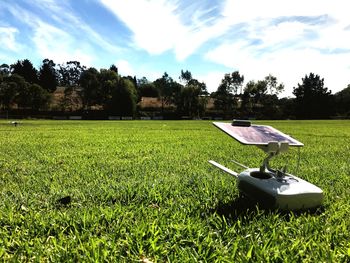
(0, 120, 349, 262)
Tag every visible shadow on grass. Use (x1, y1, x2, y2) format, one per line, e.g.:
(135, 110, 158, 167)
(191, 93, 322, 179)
(214, 195, 257, 219)
(213, 195, 326, 222)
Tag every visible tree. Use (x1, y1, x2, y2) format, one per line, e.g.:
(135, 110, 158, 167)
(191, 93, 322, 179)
(2, 74, 28, 109)
(178, 69, 209, 116)
(58, 61, 86, 111)
(221, 71, 244, 95)
(0, 77, 18, 110)
(58, 61, 86, 87)
(177, 79, 208, 117)
(179, 70, 192, 85)
(98, 69, 119, 107)
(137, 77, 159, 97)
(26, 84, 51, 110)
(334, 85, 350, 116)
(38, 59, 58, 93)
(108, 77, 138, 116)
(109, 64, 118, 74)
(124, 75, 137, 89)
(0, 73, 48, 110)
(265, 74, 284, 95)
(153, 72, 176, 113)
(278, 97, 296, 119)
(212, 71, 244, 117)
(245, 80, 267, 101)
(1, 73, 50, 111)
(293, 73, 333, 119)
(240, 80, 261, 117)
(240, 75, 285, 119)
(97, 69, 138, 116)
(175, 71, 208, 117)
(0, 64, 10, 76)
(10, 59, 38, 84)
(231, 71, 245, 95)
(79, 67, 100, 109)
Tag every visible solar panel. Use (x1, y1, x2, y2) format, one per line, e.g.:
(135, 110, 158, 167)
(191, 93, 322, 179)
(213, 122, 304, 147)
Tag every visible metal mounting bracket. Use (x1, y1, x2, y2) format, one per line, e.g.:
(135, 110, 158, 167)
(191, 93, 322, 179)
(258, 141, 289, 175)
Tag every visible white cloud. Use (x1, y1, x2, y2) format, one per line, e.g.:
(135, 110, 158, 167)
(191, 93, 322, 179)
(3, 4, 94, 66)
(203, 0, 350, 95)
(0, 26, 21, 51)
(2, 1, 121, 67)
(205, 41, 350, 96)
(99, 0, 350, 95)
(100, 0, 184, 56)
(2, 0, 349, 96)
(99, 0, 234, 61)
(100, 0, 349, 60)
(222, 0, 347, 24)
(313, 24, 350, 51)
(256, 21, 308, 48)
(32, 21, 94, 66)
(27, 0, 120, 53)
(115, 59, 135, 76)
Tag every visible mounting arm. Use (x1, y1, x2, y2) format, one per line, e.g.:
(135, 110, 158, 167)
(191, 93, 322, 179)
(258, 142, 289, 175)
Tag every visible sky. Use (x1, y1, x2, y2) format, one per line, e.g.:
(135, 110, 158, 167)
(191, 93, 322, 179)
(0, 0, 349, 97)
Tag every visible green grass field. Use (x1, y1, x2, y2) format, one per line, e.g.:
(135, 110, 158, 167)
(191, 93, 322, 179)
(0, 120, 349, 262)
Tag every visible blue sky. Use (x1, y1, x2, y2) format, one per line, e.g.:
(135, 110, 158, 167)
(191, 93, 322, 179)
(0, 0, 349, 96)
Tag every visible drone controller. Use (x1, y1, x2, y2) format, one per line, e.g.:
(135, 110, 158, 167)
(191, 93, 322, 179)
(209, 120, 323, 210)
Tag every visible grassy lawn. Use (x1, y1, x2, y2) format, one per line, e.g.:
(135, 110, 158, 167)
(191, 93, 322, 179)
(0, 120, 349, 262)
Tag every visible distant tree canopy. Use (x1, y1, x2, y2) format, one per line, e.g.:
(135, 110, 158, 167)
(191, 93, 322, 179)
(176, 70, 208, 117)
(212, 71, 244, 117)
(58, 61, 86, 88)
(0, 74, 24, 109)
(179, 69, 192, 85)
(154, 72, 176, 113)
(137, 77, 159, 97)
(109, 64, 118, 74)
(1, 57, 349, 119)
(0, 64, 10, 76)
(25, 83, 51, 110)
(107, 77, 138, 116)
(223, 71, 244, 95)
(293, 73, 333, 119)
(334, 84, 350, 117)
(245, 80, 283, 119)
(39, 59, 58, 93)
(211, 72, 285, 119)
(79, 67, 100, 109)
(0, 74, 50, 110)
(78, 68, 138, 116)
(265, 74, 284, 96)
(11, 59, 38, 84)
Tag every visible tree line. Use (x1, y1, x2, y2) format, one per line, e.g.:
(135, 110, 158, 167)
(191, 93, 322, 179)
(0, 58, 349, 119)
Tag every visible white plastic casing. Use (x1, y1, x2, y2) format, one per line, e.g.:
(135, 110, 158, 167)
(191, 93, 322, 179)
(237, 168, 323, 210)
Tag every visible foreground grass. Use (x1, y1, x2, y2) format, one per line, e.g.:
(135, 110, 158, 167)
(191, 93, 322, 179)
(0, 120, 349, 262)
